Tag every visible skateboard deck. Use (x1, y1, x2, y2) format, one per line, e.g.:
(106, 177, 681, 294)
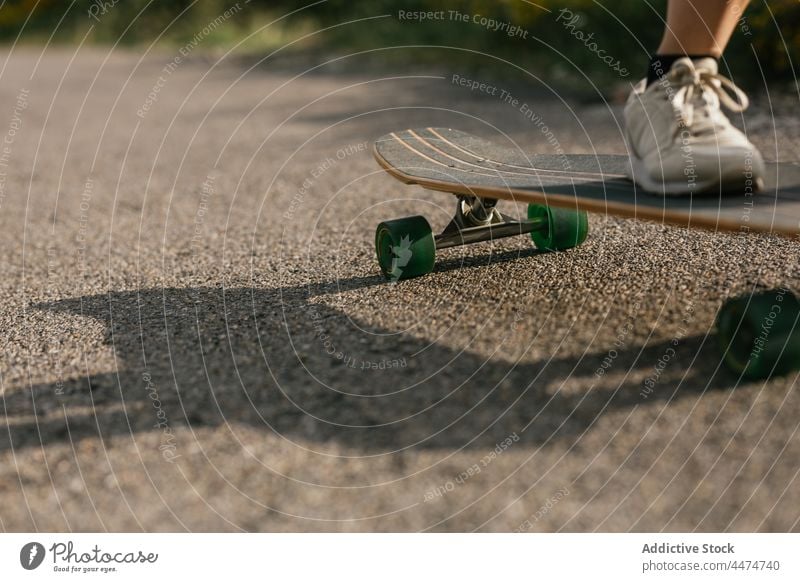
(374, 127, 800, 236)
(371, 128, 800, 380)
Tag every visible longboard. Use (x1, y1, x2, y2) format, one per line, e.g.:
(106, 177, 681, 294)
(370, 128, 800, 380)
(374, 127, 800, 236)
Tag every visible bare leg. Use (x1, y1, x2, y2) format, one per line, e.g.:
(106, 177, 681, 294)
(658, 0, 750, 57)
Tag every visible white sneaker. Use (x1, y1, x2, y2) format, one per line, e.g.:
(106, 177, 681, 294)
(623, 57, 765, 196)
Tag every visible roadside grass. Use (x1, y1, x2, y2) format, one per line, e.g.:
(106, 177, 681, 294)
(0, 0, 796, 96)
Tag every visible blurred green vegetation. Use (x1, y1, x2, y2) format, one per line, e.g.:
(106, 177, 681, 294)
(0, 0, 796, 88)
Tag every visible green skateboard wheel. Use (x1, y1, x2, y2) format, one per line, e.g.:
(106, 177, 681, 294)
(527, 204, 589, 251)
(375, 215, 435, 280)
(716, 289, 800, 379)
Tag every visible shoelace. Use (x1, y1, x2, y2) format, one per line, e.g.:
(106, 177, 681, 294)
(667, 62, 749, 130)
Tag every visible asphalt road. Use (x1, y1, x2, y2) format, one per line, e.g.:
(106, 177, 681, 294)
(0, 48, 798, 532)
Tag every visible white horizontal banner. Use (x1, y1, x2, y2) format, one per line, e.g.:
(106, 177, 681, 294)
(1, 534, 797, 581)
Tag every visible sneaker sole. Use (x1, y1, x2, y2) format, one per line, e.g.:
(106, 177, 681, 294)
(627, 150, 765, 197)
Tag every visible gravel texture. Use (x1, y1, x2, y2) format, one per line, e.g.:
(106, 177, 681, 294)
(0, 48, 798, 532)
